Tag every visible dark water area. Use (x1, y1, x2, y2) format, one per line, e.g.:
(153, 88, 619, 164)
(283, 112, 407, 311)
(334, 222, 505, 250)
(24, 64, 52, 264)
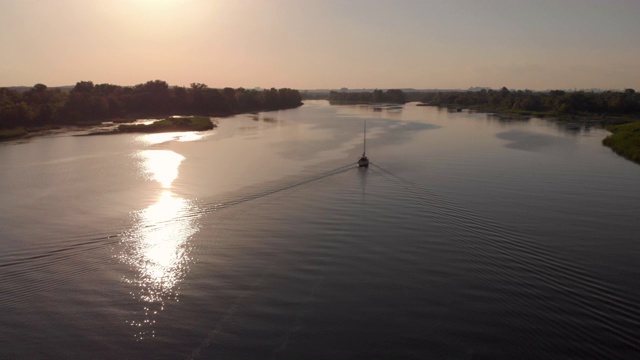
(1, 101, 639, 359)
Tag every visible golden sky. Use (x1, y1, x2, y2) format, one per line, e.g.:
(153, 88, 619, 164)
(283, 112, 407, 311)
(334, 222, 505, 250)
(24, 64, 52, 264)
(1, 0, 639, 90)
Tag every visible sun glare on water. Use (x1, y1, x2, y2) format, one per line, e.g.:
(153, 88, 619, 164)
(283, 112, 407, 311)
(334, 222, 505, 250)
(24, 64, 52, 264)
(137, 150, 185, 189)
(120, 147, 202, 339)
(124, 189, 199, 302)
(137, 132, 206, 146)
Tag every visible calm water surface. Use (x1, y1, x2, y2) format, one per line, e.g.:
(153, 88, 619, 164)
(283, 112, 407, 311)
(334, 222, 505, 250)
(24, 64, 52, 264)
(1, 101, 639, 359)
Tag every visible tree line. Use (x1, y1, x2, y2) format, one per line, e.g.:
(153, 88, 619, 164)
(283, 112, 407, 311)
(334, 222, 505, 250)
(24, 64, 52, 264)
(313, 87, 640, 117)
(0, 80, 302, 129)
(328, 89, 407, 104)
(415, 87, 640, 116)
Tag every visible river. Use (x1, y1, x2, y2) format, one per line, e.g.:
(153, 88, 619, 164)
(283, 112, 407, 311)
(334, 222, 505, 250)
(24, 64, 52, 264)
(1, 100, 639, 359)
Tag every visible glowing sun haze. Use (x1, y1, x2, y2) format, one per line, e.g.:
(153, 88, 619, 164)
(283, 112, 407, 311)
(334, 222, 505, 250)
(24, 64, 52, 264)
(1, 0, 639, 90)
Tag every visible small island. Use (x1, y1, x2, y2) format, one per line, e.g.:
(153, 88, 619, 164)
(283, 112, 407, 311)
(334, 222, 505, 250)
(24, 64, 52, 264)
(90, 116, 215, 135)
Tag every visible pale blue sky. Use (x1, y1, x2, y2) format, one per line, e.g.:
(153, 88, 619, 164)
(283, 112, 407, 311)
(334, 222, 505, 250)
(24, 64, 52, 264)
(1, 0, 639, 90)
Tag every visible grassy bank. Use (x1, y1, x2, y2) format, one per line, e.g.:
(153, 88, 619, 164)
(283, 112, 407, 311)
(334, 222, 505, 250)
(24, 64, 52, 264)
(0, 128, 28, 141)
(603, 121, 640, 164)
(2, 116, 217, 141)
(0, 125, 63, 141)
(418, 102, 638, 124)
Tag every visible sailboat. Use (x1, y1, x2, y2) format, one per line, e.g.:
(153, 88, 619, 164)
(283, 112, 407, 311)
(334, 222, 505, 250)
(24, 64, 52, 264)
(358, 120, 369, 167)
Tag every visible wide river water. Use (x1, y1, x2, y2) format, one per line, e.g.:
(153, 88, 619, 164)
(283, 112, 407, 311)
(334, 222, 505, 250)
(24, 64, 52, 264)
(1, 101, 639, 359)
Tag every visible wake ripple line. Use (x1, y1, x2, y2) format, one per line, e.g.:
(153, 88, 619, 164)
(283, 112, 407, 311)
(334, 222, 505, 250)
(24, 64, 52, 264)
(0, 265, 106, 306)
(0, 163, 355, 272)
(188, 164, 361, 358)
(0, 234, 120, 269)
(198, 163, 357, 215)
(369, 161, 640, 345)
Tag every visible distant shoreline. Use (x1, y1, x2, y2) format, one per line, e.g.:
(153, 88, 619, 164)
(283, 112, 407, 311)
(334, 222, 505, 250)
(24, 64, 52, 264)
(417, 102, 638, 126)
(413, 102, 640, 166)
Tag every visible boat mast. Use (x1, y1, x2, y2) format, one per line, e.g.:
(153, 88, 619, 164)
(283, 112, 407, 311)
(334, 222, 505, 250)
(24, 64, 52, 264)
(363, 120, 367, 156)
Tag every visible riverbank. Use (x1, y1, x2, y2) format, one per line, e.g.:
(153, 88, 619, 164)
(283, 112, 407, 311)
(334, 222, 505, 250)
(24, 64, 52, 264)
(0, 118, 214, 141)
(0, 125, 69, 141)
(414, 102, 640, 166)
(0, 128, 29, 141)
(602, 121, 640, 164)
(0, 103, 302, 142)
(417, 103, 638, 125)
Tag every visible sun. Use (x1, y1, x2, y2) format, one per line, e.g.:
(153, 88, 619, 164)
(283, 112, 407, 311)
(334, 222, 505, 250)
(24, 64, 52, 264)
(130, 0, 182, 14)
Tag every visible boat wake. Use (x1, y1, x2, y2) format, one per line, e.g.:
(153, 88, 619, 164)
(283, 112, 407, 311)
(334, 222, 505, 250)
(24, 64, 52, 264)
(368, 162, 640, 355)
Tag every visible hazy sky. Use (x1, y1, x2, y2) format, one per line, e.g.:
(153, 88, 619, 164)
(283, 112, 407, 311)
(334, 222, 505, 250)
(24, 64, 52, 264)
(1, 0, 639, 90)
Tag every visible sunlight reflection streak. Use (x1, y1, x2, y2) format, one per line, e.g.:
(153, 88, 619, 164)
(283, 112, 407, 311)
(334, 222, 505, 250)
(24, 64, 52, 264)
(119, 148, 201, 339)
(137, 150, 185, 188)
(137, 132, 205, 145)
(124, 190, 199, 303)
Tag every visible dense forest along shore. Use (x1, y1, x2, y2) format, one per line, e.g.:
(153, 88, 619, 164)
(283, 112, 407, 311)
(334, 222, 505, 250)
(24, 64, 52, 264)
(319, 87, 640, 123)
(415, 87, 640, 123)
(0, 80, 302, 141)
